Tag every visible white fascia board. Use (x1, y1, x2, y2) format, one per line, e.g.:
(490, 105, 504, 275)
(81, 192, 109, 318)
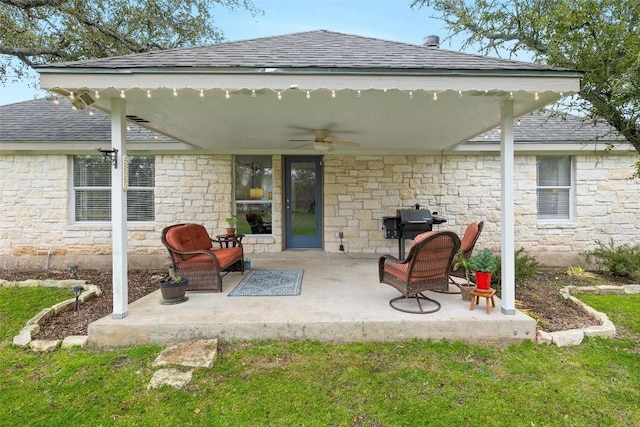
(40, 72, 581, 93)
(0, 142, 194, 152)
(451, 142, 637, 153)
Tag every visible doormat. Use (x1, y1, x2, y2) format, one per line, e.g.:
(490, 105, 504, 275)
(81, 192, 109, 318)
(228, 269, 304, 297)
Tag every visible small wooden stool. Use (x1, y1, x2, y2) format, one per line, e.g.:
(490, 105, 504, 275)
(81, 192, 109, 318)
(469, 288, 496, 314)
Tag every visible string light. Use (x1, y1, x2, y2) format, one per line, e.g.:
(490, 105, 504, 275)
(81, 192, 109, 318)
(433, 92, 438, 100)
(225, 90, 230, 99)
(409, 91, 413, 100)
(71, 105, 77, 111)
(69, 92, 75, 100)
(458, 90, 463, 98)
(94, 90, 100, 99)
(331, 90, 336, 98)
(89, 108, 94, 116)
(509, 91, 514, 100)
(357, 90, 361, 98)
(146, 90, 152, 98)
(173, 88, 178, 96)
(53, 98, 60, 105)
(120, 90, 125, 99)
(534, 92, 539, 100)
(277, 91, 282, 100)
(251, 89, 256, 97)
(306, 91, 311, 99)
(199, 89, 204, 97)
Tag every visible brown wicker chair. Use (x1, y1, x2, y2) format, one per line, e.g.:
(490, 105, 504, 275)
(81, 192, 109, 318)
(161, 223, 244, 292)
(379, 230, 461, 313)
(449, 221, 484, 286)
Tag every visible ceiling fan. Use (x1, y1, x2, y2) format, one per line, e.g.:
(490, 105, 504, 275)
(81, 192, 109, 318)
(289, 129, 361, 152)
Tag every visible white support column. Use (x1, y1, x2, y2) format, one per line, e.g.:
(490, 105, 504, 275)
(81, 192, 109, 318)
(500, 100, 516, 315)
(111, 98, 128, 319)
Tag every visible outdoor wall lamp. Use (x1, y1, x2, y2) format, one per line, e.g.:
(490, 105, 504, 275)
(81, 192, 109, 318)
(71, 286, 84, 311)
(97, 148, 118, 168)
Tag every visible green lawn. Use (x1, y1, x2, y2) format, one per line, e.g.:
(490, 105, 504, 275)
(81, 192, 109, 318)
(1, 288, 638, 426)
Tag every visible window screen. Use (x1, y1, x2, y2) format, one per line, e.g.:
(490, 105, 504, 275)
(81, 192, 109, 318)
(536, 156, 572, 220)
(73, 155, 155, 222)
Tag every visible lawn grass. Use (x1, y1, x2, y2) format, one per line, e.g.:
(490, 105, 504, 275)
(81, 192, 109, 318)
(1, 288, 638, 426)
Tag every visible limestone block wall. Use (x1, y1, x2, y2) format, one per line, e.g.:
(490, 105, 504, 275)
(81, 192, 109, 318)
(322, 153, 640, 266)
(1, 151, 638, 269)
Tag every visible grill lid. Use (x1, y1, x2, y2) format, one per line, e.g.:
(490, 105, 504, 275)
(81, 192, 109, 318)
(398, 209, 433, 225)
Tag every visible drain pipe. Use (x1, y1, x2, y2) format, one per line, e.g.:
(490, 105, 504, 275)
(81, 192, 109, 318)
(46, 247, 52, 270)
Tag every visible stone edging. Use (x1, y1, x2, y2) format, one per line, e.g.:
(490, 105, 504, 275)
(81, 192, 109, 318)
(536, 284, 640, 346)
(1, 279, 101, 351)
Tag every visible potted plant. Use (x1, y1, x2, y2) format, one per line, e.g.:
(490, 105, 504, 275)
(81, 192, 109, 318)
(225, 215, 237, 236)
(468, 248, 498, 290)
(452, 250, 475, 300)
(159, 275, 188, 305)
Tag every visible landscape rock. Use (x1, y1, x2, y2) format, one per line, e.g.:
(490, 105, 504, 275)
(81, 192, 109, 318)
(551, 329, 584, 347)
(30, 339, 61, 352)
(147, 368, 193, 390)
(536, 330, 553, 345)
(13, 330, 32, 347)
(61, 335, 89, 349)
(153, 339, 218, 369)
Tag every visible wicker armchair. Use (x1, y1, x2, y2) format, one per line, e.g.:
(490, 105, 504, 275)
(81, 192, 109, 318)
(450, 221, 484, 285)
(161, 223, 244, 292)
(379, 230, 461, 313)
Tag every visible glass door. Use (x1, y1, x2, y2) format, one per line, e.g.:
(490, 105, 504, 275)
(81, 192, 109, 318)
(284, 157, 322, 249)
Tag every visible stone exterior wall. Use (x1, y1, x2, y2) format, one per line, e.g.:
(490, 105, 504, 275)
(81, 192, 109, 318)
(1, 151, 638, 269)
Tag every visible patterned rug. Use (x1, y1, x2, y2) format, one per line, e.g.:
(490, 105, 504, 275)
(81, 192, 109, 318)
(228, 269, 304, 297)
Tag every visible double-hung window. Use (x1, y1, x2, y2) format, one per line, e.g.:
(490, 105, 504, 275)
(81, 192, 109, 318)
(536, 156, 573, 221)
(72, 155, 155, 222)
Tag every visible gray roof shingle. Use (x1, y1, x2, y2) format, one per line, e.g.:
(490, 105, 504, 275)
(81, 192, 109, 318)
(39, 30, 568, 72)
(0, 98, 170, 142)
(470, 111, 624, 143)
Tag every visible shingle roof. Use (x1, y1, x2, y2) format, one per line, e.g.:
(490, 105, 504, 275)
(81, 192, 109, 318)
(470, 111, 624, 143)
(0, 98, 170, 142)
(39, 29, 566, 72)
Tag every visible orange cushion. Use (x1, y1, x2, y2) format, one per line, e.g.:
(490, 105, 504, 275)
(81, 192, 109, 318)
(411, 231, 436, 246)
(177, 247, 243, 270)
(460, 222, 479, 251)
(384, 262, 445, 283)
(166, 224, 213, 258)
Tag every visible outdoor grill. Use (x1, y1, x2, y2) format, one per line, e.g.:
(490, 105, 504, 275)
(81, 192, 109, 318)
(383, 204, 446, 260)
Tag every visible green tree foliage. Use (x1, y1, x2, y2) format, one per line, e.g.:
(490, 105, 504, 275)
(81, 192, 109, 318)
(0, 0, 258, 83)
(412, 0, 640, 174)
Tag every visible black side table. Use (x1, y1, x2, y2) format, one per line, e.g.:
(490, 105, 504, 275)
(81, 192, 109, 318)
(216, 234, 244, 248)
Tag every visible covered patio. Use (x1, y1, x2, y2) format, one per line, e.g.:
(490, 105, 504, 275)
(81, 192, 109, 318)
(36, 30, 582, 331)
(88, 252, 536, 346)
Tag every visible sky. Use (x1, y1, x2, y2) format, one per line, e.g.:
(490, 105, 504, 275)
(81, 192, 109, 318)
(0, 0, 462, 106)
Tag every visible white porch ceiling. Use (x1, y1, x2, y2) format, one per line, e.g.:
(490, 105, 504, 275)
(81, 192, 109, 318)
(43, 82, 570, 154)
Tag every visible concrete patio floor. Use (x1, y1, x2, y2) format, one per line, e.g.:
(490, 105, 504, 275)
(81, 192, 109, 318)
(88, 252, 537, 347)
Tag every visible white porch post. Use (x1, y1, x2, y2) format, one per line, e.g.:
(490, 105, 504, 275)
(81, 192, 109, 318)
(500, 100, 516, 315)
(111, 98, 129, 319)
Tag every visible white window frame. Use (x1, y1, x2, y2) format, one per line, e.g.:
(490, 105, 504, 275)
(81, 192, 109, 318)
(71, 155, 155, 223)
(536, 155, 574, 222)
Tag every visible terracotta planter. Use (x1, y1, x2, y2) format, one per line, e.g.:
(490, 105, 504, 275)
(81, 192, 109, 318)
(475, 272, 492, 290)
(225, 227, 236, 236)
(159, 277, 188, 305)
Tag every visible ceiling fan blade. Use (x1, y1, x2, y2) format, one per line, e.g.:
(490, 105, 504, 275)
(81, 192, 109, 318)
(291, 142, 312, 149)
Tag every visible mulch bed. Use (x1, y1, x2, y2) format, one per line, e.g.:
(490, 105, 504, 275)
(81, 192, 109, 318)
(3, 267, 628, 340)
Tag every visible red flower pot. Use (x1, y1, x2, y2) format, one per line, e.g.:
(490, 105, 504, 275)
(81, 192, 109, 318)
(475, 272, 492, 290)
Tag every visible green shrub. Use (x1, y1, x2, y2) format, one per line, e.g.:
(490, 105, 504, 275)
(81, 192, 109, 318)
(494, 248, 540, 285)
(582, 240, 640, 281)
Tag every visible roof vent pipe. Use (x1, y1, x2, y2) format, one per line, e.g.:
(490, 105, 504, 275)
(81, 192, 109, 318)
(423, 35, 440, 48)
